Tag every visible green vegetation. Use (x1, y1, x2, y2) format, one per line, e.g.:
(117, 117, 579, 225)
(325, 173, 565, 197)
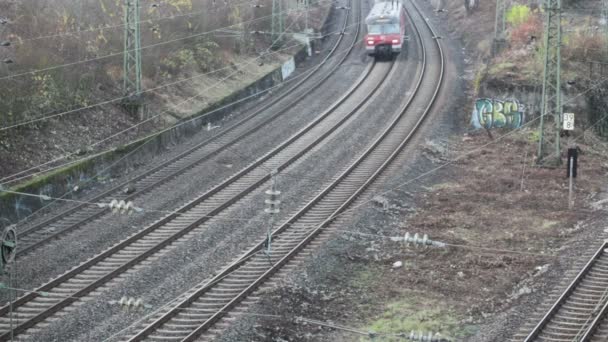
(487, 62, 516, 76)
(506, 4, 532, 27)
(349, 265, 383, 290)
(161, 39, 222, 78)
(360, 295, 474, 341)
(472, 65, 487, 95)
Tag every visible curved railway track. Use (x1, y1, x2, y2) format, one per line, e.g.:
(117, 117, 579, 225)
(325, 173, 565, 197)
(520, 240, 608, 342)
(0, 3, 410, 340)
(121, 0, 445, 340)
(15, 3, 358, 258)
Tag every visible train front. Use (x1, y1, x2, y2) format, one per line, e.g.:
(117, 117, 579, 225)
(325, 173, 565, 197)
(364, 3, 403, 58)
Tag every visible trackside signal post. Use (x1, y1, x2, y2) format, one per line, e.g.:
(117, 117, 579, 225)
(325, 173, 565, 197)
(537, 0, 563, 165)
(124, 0, 142, 99)
(264, 170, 281, 255)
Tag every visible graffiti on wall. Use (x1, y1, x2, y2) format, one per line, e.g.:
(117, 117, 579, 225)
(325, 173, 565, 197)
(471, 98, 525, 129)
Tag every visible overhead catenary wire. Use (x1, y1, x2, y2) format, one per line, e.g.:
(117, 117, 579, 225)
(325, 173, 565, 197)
(4, 37, 608, 238)
(335, 230, 577, 259)
(5, 0, 599, 262)
(0, 0, 328, 227)
(0, 188, 272, 225)
(286, 74, 608, 237)
(0, 0, 335, 82)
(4, 4, 606, 220)
(0, 14, 362, 134)
(6, 0, 268, 46)
(0, 19, 364, 186)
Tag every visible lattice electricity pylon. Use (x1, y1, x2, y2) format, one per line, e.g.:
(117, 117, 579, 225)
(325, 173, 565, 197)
(494, 0, 506, 39)
(493, 0, 507, 55)
(537, 0, 562, 164)
(271, 0, 285, 47)
(123, 0, 142, 98)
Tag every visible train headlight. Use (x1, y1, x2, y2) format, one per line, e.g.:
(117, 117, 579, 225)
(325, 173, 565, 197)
(367, 40, 374, 45)
(392, 39, 399, 44)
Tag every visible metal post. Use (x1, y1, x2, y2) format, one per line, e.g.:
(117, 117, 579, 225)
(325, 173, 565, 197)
(124, 0, 142, 98)
(304, 0, 309, 32)
(603, 0, 608, 59)
(493, 0, 506, 54)
(568, 156, 573, 209)
(271, 0, 285, 46)
(494, 0, 505, 40)
(537, 0, 562, 164)
(264, 170, 281, 255)
(8, 264, 13, 342)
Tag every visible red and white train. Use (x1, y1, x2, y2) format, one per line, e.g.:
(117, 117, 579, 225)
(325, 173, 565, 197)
(364, 1, 406, 58)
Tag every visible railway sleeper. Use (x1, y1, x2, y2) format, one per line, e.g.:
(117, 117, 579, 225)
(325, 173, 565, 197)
(560, 300, 603, 310)
(554, 311, 597, 320)
(175, 314, 214, 324)
(204, 292, 240, 300)
(148, 334, 183, 341)
(221, 279, 257, 286)
(208, 287, 242, 295)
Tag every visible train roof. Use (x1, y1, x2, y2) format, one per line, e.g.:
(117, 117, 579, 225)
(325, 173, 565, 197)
(365, 1, 402, 25)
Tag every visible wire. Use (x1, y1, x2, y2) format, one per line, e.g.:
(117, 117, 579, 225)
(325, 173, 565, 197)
(0, 188, 271, 224)
(8, 0, 262, 46)
(0, 0, 343, 228)
(335, 230, 573, 259)
(317, 72, 608, 229)
(0, 284, 82, 300)
(7, 19, 608, 247)
(0, 15, 363, 133)
(0, 41, 307, 181)
(0, 0, 333, 82)
(0, 19, 363, 185)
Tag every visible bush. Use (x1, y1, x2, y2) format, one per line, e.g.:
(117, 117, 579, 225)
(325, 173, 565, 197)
(562, 28, 605, 61)
(509, 13, 542, 46)
(506, 4, 532, 27)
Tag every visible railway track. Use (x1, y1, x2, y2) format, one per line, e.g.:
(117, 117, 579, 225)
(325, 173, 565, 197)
(14, 3, 358, 258)
(519, 240, 608, 342)
(0, 3, 410, 340)
(120, 0, 444, 340)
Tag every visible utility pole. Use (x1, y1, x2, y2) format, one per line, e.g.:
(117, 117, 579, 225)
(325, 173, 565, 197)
(493, 0, 506, 55)
(537, 0, 562, 164)
(124, 0, 142, 99)
(271, 0, 284, 47)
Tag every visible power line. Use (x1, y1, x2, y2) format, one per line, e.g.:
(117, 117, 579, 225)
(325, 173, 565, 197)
(309, 73, 608, 244)
(0, 21, 362, 186)
(336, 230, 574, 259)
(0, 0, 330, 82)
(0, 6, 319, 236)
(4, 30, 608, 234)
(0, 12, 358, 185)
(0, 0, 350, 133)
(0, 40, 306, 182)
(6, 0, 259, 46)
(0, 188, 272, 225)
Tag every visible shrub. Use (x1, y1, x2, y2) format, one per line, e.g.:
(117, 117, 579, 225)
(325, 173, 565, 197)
(509, 14, 543, 46)
(507, 4, 532, 27)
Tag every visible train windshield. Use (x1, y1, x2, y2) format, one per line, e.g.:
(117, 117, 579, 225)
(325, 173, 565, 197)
(367, 24, 399, 34)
